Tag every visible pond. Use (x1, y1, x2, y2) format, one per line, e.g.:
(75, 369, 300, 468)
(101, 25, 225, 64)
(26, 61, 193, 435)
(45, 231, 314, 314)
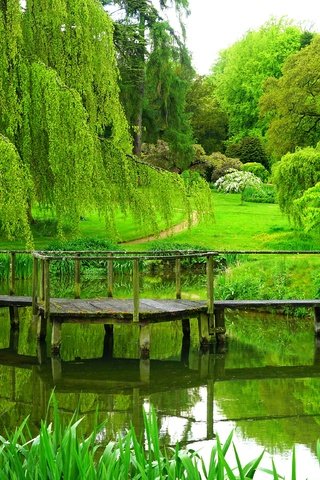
(0, 301, 319, 478)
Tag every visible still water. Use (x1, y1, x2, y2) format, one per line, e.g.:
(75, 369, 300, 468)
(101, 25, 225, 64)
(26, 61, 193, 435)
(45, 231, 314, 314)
(0, 302, 319, 478)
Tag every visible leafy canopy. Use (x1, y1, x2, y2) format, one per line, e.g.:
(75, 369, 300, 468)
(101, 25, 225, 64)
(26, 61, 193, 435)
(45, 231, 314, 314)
(272, 144, 320, 227)
(261, 35, 320, 159)
(212, 19, 304, 140)
(0, 0, 211, 242)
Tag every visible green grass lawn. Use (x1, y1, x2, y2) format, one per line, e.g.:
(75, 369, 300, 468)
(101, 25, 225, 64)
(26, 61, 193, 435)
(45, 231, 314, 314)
(152, 192, 320, 251)
(0, 208, 185, 250)
(1, 192, 319, 251)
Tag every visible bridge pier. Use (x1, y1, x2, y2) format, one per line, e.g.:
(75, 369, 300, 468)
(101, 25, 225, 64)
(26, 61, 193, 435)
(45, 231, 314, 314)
(103, 324, 114, 359)
(9, 306, 19, 330)
(139, 324, 150, 359)
(51, 319, 62, 355)
(37, 314, 47, 341)
(198, 313, 211, 349)
(214, 308, 227, 345)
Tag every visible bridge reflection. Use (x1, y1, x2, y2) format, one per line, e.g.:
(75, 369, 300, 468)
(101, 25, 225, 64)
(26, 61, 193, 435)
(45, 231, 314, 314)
(0, 333, 320, 446)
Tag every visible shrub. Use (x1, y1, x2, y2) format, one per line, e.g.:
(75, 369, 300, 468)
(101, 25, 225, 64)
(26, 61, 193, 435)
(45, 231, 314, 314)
(190, 151, 242, 182)
(214, 169, 262, 193)
(208, 152, 243, 182)
(226, 136, 269, 167)
(241, 184, 276, 203)
(273, 144, 320, 226)
(241, 162, 269, 182)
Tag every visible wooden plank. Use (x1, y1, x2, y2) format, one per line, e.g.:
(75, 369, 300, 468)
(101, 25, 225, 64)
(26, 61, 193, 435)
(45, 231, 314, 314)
(0, 295, 32, 307)
(89, 299, 134, 313)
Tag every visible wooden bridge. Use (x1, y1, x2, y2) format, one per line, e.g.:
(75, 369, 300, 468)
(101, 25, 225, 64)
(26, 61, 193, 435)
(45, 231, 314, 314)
(2, 249, 320, 358)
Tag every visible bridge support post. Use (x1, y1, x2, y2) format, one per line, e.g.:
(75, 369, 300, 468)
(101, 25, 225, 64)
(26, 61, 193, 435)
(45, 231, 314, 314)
(37, 314, 47, 341)
(215, 308, 226, 345)
(103, 324, 114, 358)
(9, 328, 19, 352)
(314, 307, 320, 337)
(139, 324, 150, 359)
(198, 313, 211, 349)
(182, 318, 190, 338)
(139, 359, 150, 382)
(9, 307, 19, 330)
(51, 356, 62, 383)
(51, 319, 62, 355)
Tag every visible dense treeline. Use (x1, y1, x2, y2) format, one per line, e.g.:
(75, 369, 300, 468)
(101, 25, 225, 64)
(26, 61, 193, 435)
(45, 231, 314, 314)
(185, 18, 320, 232)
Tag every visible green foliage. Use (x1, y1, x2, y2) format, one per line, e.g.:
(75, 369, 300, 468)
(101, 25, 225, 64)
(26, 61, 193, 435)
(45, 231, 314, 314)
(109, 0, 194, 168)
(215, 169, 262, 193)
(272, 144, 320, 225)
(226, 136, 269, 168)
(144, 22, 194, 170)
(261, 34, 320, 159)
(0, 0, 211, 242)
(241, 184, 276, 204)
(0, 136, 32, 244)
(208, 152, 243, 183)
(186, 75, 228, 154)
(241, 162, 269, 182)
(190, 151, 243, 182)
(294, 183, 320, 232)
(212, 19, 303, 139)
(47, 238, 120, 252)
(0, 397, 307, 479)
(0, 252, 32, 280)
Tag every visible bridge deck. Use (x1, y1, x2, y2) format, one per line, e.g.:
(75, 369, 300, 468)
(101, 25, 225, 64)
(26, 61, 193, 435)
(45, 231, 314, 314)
(2, 295, 320, 318)
(39, 298, 208, 322)
(35, 297, 320, 322)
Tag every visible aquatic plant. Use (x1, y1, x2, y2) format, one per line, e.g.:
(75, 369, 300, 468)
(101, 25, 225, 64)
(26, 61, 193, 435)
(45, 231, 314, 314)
(0, 398, 317, 479)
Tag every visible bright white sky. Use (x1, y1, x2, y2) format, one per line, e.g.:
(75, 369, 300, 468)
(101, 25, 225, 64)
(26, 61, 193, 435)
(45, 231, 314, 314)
(184, 0, 320, 74)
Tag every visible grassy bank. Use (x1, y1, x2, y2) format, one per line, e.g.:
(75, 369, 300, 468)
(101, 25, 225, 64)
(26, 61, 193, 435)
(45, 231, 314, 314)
(0, 399, 317, 479)
(155, 192, 320, 251)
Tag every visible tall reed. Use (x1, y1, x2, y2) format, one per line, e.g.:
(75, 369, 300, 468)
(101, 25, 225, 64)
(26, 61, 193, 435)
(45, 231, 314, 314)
(0, 398, 317, 479)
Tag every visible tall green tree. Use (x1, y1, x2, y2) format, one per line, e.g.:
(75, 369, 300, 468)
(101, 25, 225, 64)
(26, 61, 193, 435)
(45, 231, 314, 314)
(0, 0, 210, 241)
(103, 0, 194, 170)
(186, 75, 228, 154)
(212, 19, 304, 141)
(260, 35, 320, 159)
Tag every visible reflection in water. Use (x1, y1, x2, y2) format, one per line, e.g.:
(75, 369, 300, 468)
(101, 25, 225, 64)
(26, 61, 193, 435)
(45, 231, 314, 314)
(0, 307, 319, 477)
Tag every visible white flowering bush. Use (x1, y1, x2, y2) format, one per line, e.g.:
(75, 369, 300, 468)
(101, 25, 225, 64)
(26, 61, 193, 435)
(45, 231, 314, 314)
(214, 169, 262, 193)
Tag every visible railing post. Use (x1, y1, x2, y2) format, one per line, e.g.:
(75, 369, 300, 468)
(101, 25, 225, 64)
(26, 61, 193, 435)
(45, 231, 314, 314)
(107, 254, 113, 298)
(43, 259, 50, 321)
(74, 255, 81, 299)
(37, 257, 50, 340)
(133, 258, 139, 322)
(207, 254, 215, 334)
(9, 252, 16, 295)
(39, 259, 45, 301)
(175, 257, 181, 299)
(32, 256, 39, 320)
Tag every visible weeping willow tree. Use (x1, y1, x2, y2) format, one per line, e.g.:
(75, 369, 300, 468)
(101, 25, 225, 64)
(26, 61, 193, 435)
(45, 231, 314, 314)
(0, 0, 211, 243)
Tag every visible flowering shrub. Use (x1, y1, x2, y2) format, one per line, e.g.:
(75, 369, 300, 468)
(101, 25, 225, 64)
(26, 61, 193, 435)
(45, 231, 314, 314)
(214, 169, 262, 193)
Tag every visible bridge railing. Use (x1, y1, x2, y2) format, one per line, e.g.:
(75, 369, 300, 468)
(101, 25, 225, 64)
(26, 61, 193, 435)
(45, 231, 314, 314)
(0, 250, 32, 296)
(32, 250, 217, 323)
(31, 249, 320, 323)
